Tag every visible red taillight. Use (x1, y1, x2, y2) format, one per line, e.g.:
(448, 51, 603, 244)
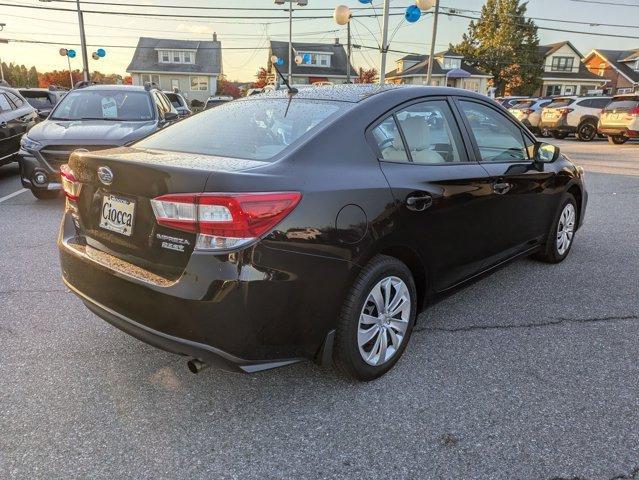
(559, 108, 574, 115)
(60, 163, 81, 201)
(151, 192, 302, 251)
(523, 109, 534, 115)
(629, 106, 639, 116)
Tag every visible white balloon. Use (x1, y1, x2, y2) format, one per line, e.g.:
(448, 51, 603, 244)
(333, 5, 351, 25)
(415, 0, 435, 10)
(270, 55, 279, 64)
(295, 55, 303, 65)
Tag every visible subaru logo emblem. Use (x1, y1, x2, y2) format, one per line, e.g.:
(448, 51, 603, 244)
(97, 166, 113, 186)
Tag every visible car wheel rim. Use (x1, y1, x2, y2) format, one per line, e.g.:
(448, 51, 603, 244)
(581, 124, 595, 139)
(556, 203, 576, 255)
(358, 276, 411, 366)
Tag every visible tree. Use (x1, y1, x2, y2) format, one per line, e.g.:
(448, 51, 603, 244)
(356, 67, 378, 84)
(216, 76, 241, 98)
(252, 67, 269, 88)
(38, 70, 83, 88)
(451, 0, 542, 96)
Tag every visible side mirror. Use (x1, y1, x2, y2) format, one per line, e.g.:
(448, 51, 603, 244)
(37, 110, 51, 119)
(163, 111, 179, 123)
(534, 142, 560, 164)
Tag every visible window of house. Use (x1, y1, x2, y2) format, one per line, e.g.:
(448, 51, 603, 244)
(190, 76, 209, 91)
(462, 79, 480, 92)
(158, 50, 194, 64)
(159, 50, 170, 63)
(298, 52, 331, 67)
(458, 100, 528, 163)
(551, 56, 574, 72)
(597, 62, 606, 76)
(184, 52, 192, 63)
(545, 84, 562, 96)
(141, 74, 160, 86)
(441, 57, 462, 70)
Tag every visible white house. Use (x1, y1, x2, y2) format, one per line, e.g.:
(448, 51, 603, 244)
(127, 35, 222, 105)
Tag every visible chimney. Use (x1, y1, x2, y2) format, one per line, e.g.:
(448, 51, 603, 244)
(334, 37, 340, 46)
(213, 32, 218, 42)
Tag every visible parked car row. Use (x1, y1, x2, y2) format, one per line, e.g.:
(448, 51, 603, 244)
(0, 86, 38, 166)
(505, 93, 639, 144)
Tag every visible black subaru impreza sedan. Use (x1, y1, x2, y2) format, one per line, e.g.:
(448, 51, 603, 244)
(58, 85, 587, 380)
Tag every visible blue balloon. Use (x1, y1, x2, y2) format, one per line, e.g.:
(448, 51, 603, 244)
(405, 4, 421, 22)
(276, 58, 284, 66)
(302, 53, 311, 64)
(358, 0, 372, 3)
(67, 49, 76, 58)
(97, 48, 106, 58)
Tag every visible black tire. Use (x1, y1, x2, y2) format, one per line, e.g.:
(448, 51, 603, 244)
(533, 193, 577, 264)
(576, 121, 597, 142)
(551, 131, 568, 140)
(31, 189, 60, 200)
(539, 128, 551, 138)
(334, 254, 417, 381)
(608, 135, 628, 145)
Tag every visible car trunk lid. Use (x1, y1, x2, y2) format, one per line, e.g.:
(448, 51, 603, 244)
(68, 147, 269, 279)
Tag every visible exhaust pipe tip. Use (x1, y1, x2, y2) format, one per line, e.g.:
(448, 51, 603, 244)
(187, 358, 209, 374)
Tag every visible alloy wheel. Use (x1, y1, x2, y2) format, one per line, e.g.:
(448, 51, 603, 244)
(357, 276, 411, 366)
(556, 203, 576, 255)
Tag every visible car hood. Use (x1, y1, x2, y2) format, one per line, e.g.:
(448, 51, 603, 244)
(26, 119, 157, 146)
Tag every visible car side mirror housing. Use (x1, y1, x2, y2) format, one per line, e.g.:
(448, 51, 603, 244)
(163, 111, 179, 122)
(37, 110, 51, 119)
(534, 142, 560, 164)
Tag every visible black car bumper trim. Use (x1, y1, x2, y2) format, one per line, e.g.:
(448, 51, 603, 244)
(63, 277, 305, 374)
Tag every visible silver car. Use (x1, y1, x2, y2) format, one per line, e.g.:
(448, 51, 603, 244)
(598, 94, 639, 145)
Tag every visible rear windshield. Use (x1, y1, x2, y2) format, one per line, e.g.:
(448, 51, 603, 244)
(205, 100, 228, 109)
(546, 98, 575, 109)
(50, 89, 154, 121)
(511, 100, 535, 109)
(135, 98, 351, 161)
(20, 91, 54, 109)
(164, 93, 183, 109)
(604, 97, 639, 111)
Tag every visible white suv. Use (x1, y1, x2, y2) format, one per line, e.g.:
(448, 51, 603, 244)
(539, 96, 612, 141)
(508, 98, 554, 136)
(598, 94, 639, 144)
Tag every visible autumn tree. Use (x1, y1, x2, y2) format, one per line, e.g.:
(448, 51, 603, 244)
(356, 67, 378, 84)
(452, 0, 542, 96)
(216, 76, 241, 98)
(252, 67, 269, 88)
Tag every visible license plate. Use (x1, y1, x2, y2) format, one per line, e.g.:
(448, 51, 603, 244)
(610, 114, 619, 120)
(100, 194, 135, 236)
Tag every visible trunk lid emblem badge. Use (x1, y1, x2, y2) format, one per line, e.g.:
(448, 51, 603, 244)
(97, 166, 114, 185)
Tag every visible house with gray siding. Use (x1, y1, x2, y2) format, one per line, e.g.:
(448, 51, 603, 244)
(127, 35, 222, 106)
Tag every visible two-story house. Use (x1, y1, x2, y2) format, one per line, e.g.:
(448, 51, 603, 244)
(268, 40, 357, 85)
(536, 41, 606, 97)
(127, 35, 222, 105)
(583, 49, 639, 95)
(384, 51, 491, 94)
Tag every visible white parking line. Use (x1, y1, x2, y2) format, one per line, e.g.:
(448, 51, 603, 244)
(0, 188, 27, 204)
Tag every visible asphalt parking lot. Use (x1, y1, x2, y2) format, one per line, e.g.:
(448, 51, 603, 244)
(1, 138, 638, 480)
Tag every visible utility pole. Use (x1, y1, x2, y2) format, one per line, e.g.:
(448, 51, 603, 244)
(379, 0, 390, 85)
(425, 0, 440, 86)
(0, 25, 6, 83)
(288, 4, 293, 84)
(76, 0, 90, 82)
(346, 21, 351, 83)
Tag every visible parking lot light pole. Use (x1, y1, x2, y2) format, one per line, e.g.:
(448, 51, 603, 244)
(275, 0, 308, 85)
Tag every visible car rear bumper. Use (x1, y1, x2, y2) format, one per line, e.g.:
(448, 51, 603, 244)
(539, 118, 574, 132)
(598, 126, 639, 137)
(58, 211, 357, 372)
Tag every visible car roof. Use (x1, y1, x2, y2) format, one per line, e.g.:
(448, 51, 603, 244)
(241, 84, 490, 104)
(0, 85, 24, 96)
(79, 84, 151, 92)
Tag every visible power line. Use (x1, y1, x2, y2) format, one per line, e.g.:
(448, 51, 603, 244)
(568, 0, 639, 6)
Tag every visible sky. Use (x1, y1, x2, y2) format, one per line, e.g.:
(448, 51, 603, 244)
(1, 0, 638, 82)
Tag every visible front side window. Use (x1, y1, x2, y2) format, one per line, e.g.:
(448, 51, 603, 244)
(190, 76, 209, 91)
(135, 98, 350, 161)
(459, 100, 528, 163)
(394, 101, 464, 164)
(50, 90, 154, 121)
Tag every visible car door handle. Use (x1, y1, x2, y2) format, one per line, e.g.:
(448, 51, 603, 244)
(405, 193, 433, 212)
(492, 181, 512, 195)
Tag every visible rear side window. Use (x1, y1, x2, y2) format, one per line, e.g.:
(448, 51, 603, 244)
(605, 97, 639, 111)
(512, 100, 535, 109)
(538, 100, 552, 108)
(0, 94, 13, 111)
(591, 98, 611, 109)
(372, 116, 408, 162)
(7, 92, 25, 108)
(136, 98, 351, 161)
(394, 101, 464, 164)
(165, 93, 183, 109)
(458, 100, 528, 163)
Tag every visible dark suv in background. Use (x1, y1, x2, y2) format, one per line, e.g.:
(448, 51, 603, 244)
(18, 84, 178, 199)
(18, 86, 67, 118)
(0, 86, 37, 166)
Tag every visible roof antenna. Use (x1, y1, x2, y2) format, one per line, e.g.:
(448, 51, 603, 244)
(271, 56, 298, 95)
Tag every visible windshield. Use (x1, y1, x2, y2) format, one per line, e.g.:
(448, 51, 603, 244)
(546, 98, 575, 109)
(511, 100, 535, 109)
(206, 100, 228, 109)
(50, 89, 154, 121)
(604, 97, 639, 111)
(136, 98, 351, 161)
